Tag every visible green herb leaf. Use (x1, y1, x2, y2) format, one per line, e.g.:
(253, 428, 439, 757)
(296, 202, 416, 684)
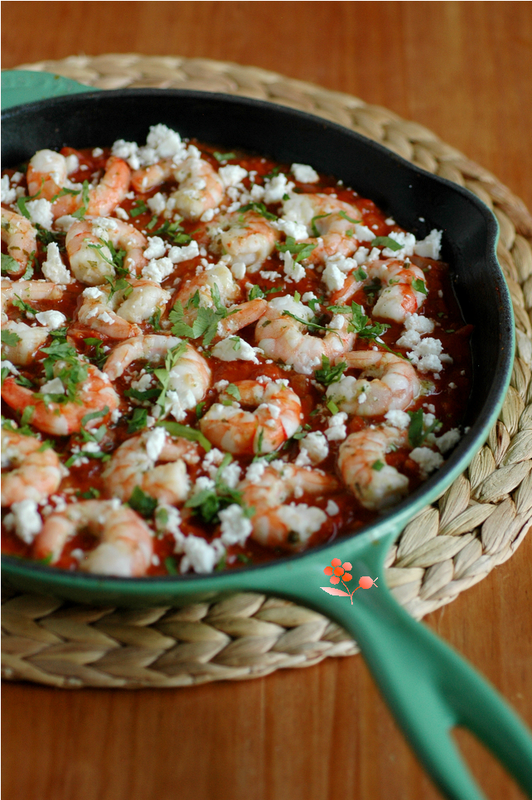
(412, 278, 428, 295)
(12, 294, 37, 317)
(239, 202, 278, 221)
(165, 556, 179, 574)
(372, 460, 385, 471)
(407, 409, 442, 448)
(1, 329, 22, 347)
(76, 487, 101, 499)
(1, 253, 20, 275)
(314, 355, 347, 387)
(129, 199, 148, 217)
(213, 151, 236, 163)
(128, 486, 158, 518)
(156, 420, 211, 452)
(371, 236, 402, 251)
(276, 236, 316, 263)
(148, 308, 162, 331)
(127, 408, 148, 434)
(71, 180, 90, 220)
(338, 210, 362, 224)
(248, 284, 265, 300)
(326, 399, 339, 415)
(83, 337, 107, 368)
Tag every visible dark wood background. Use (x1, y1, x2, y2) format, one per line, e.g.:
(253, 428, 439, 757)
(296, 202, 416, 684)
(2, 3, 532, 799)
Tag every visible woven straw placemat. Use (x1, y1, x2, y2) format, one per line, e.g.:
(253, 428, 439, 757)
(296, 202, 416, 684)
(3, 54, 532, 689)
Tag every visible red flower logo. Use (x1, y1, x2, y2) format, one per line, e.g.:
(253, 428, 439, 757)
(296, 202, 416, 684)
(323, 558, 353, 585)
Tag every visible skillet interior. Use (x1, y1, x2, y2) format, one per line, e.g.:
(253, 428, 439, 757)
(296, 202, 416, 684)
(1, 89, 514, 601)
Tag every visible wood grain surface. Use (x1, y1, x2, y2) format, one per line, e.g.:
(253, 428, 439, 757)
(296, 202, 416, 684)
(2, 3, 532, 800)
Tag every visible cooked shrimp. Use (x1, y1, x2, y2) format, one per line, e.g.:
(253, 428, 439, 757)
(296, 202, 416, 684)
(66, 218, 148, 285)
(175, 262, 240, 320)
(171, 155, 225, 219)
(131, 158, 174, 193)
(282, 194, 361, 262)
(103, 429, 200, 504)
(103, 335, 211, 421)
(216, 298, 267, 337)
(1, 364, 119, 437)
(239, 464, 340, 551)
(200, 379, 301, 454)
(327, 352, 420, 416)
(77, 280, 170, 339)
(1, 209, 37, 275)
(366, 259, 427, 323)
(1, 429, 64, 505)
(338, 427, 409, 510)
(33, 499, 153, 577)
(208, 210, 280, 272)
(1, 279, 67, 322)
(26, 149, 68, 201)
(1, 321, 50, 365)
(255, 295, 356, 375)
(50, 156, 131, 219)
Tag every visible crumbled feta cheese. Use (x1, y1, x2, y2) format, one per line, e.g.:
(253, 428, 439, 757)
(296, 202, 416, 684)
(410, 447, 444, 477)
(145, 427, 166, 461)
(143, 236, 167, 259)
(1, 360, 19, 376)
(11, 499, 42, 544)
(434, 428, 461, 454)
(326, 500, 340, 516)
(147, 192, 167, 216)
(54, 215, 78, 232)
(40, 377, 65, 395)
(168, 241, 200, 264)
(354, 224, 375, 242)
(383, 231, 416, 258)
(322, 260, 346, 292)
(211, 336, 260, 363)
(325, 412, 348, 441)
(218, 461, 242, 489)
(156, 504, 182, 537)
(414, 229, 442, 260)
(281, 251, 306, 282)
(114, 207, 129, 221)
(245, 460, 267, 484)
(1, 174, 16, 204)
(213, 379, 230, 392)
(384, 409, 411, 429)
(26, 199, 53, 230)
(260, 270, 280, 281)
(263, 173, 294, 203)
(219, 165, 248, 187)
(407, 337, 449, 374)
(65, 154, 79, 174)
(219, 504, 253, 545)
(231, 262, 246, 280)
(273, 217, 308, 241)
(277, 503, 327, 543)
(179, 534, 225, 574)
(35, 310, 66, 329)
(41, 242, 72, 284)
(291, 163, 319, 183)
(298, 431, 329, 464)
(141, 257, 174, 282)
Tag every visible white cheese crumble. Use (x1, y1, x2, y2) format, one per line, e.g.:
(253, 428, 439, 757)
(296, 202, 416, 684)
(382, 231, 416, 258)
(263, 173, 294, 203)
(11, 499, 43, 544)
(298, 431, 329, 465)
(35, 310, 66, 329)
(219, 165, 248, 187)
(410, 447, 444, 478)
(143, 237, 167, 259)
(1, 174, 16, 204)
(179, 534, 225, 574)
(168, 241, 200, 263)
(276, 503, 327, 543)
(147, 192, 167, 216)
(326, 500, 340, 516)
(434, 428, 461, 454)
(291, 163, 319, 183)
(141, 257, 174, 282)
(40, 377, 65, 395)
(281, 250, 306, 282)
(245, 460, 267, 484)
(26, 199, 53, 230)
(322, 260, 346, 292)
(41, 242, 72, 284)
(219, 504, 253, 546)
(211, 337, 260, 363)
(145, 427, 166, 462)
(325, 412, 348, 441)
(414, 229, 442, 260)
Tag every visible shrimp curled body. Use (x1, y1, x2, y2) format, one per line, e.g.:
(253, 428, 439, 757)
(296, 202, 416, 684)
(1, 430, 64, 506)
(239, 465, 340, 550)
(338, 427, 409, 510)
(327, 351, 420, 416)
(33, 500, 153, 577)
(200, 379, 301, 455)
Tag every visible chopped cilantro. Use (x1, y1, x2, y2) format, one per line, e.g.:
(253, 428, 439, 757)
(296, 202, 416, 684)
(76, 487, 100, 499)
(20, 406, 35, 426)
(353, 266, 367, 281)
(128, 486, 158, 518)
(148, 308, 162, 331)
(326, 399, 339, 415)
(81, 407, 109, 427)
(412, 278, 428, 295)
(248, 284, 265, 300)
(156, 419, 211, 452)
(314, 355, 347, 387)
(236, 553, 252, 565)
(338, 210, 361, 224)
(165, 556, 179, 574)
(129, 199, 148, 217)
(239, 202, 277, 221)
(1, 253, 20, 275)
(71, 180, 90, 220)
(148, 219, 191, 245)
(276, 236, 316, 263)
(407, 409, 442, 448)
(1, 330, 22, 347)
(12, 294, 37, 317)
(371, 236, 402, 251)
(310, 213, 331, 237)
(35, 225, 65, 249)
(372, 460, 385, 471)
(127, 408, 148, 434)
(225, 384, 241, 401)
(83, 337, 107, 368)
(213, 151, 236, 163)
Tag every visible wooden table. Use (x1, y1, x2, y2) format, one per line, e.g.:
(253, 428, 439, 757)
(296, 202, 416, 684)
(2, 3, 532, 799)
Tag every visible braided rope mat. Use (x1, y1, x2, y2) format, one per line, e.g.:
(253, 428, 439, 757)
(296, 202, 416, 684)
(3, 54, 532, 689)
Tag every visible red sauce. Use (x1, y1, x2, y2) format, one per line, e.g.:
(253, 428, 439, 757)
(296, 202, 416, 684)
(1, 135, 472, 576)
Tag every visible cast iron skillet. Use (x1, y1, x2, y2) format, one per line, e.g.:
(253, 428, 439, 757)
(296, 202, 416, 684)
(2, 72, 532, 800)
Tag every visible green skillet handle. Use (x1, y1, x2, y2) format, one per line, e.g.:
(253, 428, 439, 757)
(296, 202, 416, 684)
(1, 70, 95, 111)
(310, 558, 532, 800)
